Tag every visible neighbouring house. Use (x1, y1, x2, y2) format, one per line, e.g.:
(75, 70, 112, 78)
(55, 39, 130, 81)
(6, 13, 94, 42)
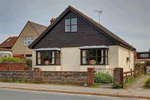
(29, 5, 136, 72)
(135, 50, 150, 63)
(0, 36, 18, 58)
(11, 21, 47, 60)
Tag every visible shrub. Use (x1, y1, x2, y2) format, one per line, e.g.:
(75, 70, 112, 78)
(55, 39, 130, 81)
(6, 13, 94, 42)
(94, 73, 113, 83)
(112, 83, 122, 89)
(134, 63, 142, 69)
(0, 57, 25, 63)
(145, 78, 150, 88)
(145, 60, 150, 65)
(25, 60, 32, 70)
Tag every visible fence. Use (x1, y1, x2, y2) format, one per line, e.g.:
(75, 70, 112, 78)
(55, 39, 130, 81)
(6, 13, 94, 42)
(94, 68, 114, 76)
(123, 64, 146, 84)
(113, 64, 147, 88)
(0, 68, 95, 86)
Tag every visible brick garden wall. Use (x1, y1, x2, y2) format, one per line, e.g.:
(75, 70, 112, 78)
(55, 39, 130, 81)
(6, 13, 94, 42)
(0, 68, 94, 86)
(41, 71, 87, 85)
(0, 71, 33, 82)
(0, 63, 26, 70)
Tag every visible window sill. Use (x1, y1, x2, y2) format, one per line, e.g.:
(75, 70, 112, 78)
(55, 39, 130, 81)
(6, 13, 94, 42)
(80, 64, 108, 66)
(35, 65, 61, 66)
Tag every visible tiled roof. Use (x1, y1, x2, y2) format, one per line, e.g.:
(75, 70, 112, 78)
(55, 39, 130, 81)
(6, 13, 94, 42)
(0, 36, 18, 48)
(0, 48, 11, 51)
(29, 5, 136, 50)
(68, 6, 135, 50)
(29, 21, 47, 35)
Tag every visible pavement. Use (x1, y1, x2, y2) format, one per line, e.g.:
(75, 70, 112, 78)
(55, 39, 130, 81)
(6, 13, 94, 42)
(0, 82, 150, 99)
(0, 88, 139, 100)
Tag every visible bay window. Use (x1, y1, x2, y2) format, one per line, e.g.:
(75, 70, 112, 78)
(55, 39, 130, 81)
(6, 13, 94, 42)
(36, 51, 60, 65)
(81, 49, 108, 65)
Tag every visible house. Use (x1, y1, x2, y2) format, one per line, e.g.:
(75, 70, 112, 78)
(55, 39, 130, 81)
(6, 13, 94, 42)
(29, 5, 136, 72)
(11, 21, 47, 60)
(135, 50, 150, 63)
(0, 36, 18, 58)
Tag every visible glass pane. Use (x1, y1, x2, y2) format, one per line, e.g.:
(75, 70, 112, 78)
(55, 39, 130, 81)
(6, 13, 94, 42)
(97, 57, 103, 64)
(82, 57, 88, 64)
(71, 18, 77, 25)
(25, 42, 28, 45)
(31, 38, 34, 41)
(89, 57, 96, 64)
(38, 52, 41, 58)
(27, 38, 30, 41)
(65, 19, 70, 25)
(50, 58, 55, 64)
(56, 58, 60, 65)
(43, 52, 49, 64)
(28, 41, 31, 45)
(50, 52, 55, 57)
(97, 49, 103, 56)
(38, 59, 41, 64)
(71, 25, 77, 32)
(25, 38, 27, 41)
(89, 49, 96, 57)
(65, 26, 70, 32)
(105, 49, 107, 56)
(82, 50, 88, 57)
(105, 57, 108, 64)
(56, 51, 60, 57)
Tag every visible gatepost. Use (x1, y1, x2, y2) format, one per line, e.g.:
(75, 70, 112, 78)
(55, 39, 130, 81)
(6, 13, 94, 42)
(87, 68, 94, 86)
(113, 68, 123, 88)
(33, 68, 41, 83)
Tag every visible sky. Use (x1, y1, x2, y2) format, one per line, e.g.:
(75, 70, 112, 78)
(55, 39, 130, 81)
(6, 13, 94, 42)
(0, 0, 149, 51)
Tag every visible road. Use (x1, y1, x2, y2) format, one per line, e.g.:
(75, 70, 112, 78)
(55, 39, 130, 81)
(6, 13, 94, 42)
(0, 88, 140, 100)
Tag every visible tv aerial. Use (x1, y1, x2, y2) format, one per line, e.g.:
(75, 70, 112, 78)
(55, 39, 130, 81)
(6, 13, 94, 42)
(94, 10, 103, 23)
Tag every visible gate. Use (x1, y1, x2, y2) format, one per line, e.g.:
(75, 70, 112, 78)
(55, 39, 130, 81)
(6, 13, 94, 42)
(147, 66, 150, 74)
(94, 68, 114, 76)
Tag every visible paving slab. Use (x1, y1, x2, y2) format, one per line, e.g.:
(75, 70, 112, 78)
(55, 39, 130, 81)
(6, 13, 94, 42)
(0, 82, 150, 99)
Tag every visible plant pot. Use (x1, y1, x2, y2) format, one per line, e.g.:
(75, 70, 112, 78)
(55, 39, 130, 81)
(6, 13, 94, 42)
(45, 61, 49, 65)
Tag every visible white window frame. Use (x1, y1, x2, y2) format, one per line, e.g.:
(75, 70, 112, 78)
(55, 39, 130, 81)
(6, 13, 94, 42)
(24, 38, 34, 45)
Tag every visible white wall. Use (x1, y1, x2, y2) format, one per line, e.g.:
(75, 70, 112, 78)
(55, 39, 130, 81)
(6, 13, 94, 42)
(108, 45, 119, 68)
(32, 45, 134, 72)
(61, 47, 80, 71)
(118, 45, 134, 72)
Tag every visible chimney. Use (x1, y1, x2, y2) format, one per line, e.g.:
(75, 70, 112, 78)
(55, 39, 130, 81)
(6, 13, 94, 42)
(50, 18, 56, 24)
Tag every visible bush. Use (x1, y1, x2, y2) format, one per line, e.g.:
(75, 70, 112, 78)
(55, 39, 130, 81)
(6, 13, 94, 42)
(0, 57, 24, 63)
(145, 78, 150, 88)
(94, 73, 113, 83)
(26, 60, 32, 70)
(112, 83, 122, 89)
(145, 60, 150, 65)
(135, 63, 142, 69)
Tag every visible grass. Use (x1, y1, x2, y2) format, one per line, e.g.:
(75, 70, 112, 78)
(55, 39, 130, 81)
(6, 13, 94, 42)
(143, 76, 150, 88)
(90, 83, 102, 88)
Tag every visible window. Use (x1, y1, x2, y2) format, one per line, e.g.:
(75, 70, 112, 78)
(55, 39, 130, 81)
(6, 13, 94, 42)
(65, 18, 77, 32)
(36, 51, 60, 65)
(140, 54, 149, 58)
(7, 39, 11, 42)
(24, 38, 34, 45)
(81, 49, 108, 65)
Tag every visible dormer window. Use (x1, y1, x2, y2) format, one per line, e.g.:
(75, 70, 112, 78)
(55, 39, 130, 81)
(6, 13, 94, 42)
(65, 18, 77, 32)
(7, 39, 11, 42)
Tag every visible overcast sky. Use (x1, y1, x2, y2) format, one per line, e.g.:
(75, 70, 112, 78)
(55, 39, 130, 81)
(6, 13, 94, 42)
(0, 0, 149, 51)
